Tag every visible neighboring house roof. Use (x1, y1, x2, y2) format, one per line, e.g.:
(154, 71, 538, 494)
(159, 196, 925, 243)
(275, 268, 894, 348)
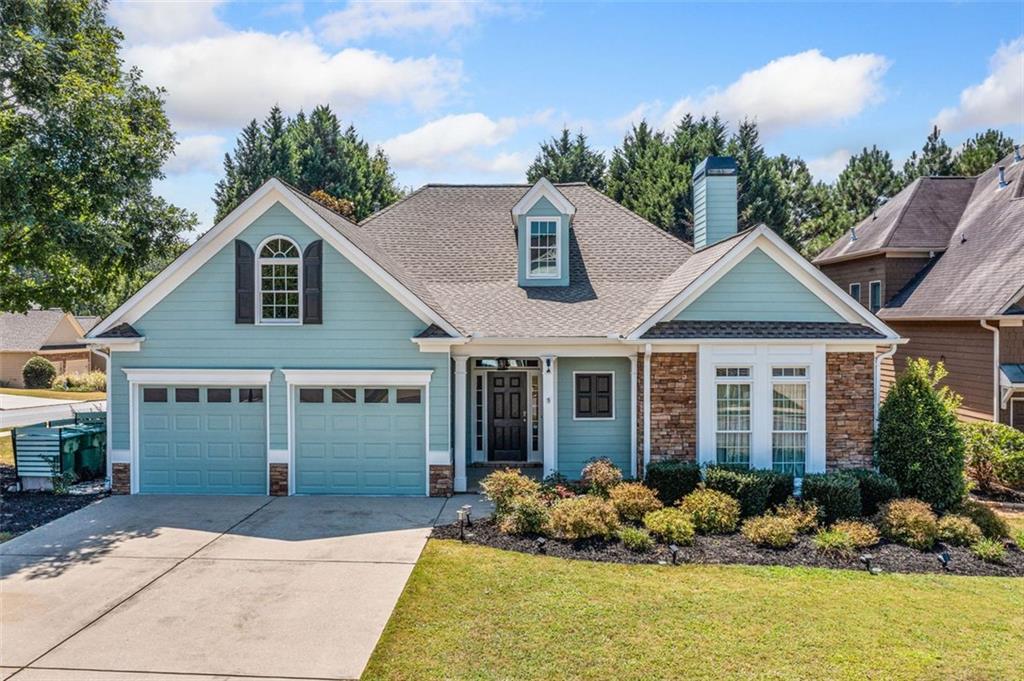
(813, 176, 977, 264)
(880, 158, 1024, 319)
(0, 310, 77, 352)
(75, 316, 101, 333)
(360, 183, 697, 337)
(641, 320, 886, 340)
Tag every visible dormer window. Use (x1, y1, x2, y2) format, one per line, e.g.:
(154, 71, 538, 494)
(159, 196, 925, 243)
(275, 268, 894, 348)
(257, 236, 301, 324)
(527, 217, 560, 279)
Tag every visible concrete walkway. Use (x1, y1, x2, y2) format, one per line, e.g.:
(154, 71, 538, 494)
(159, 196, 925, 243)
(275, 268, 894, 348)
(0, 494, 490, 680)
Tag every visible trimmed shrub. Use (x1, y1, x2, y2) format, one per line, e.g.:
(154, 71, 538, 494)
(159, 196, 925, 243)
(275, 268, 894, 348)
(609, 482, 663, 522)
(22, 356, 56, 389)
(741, 514, 798, 549)
(846, 469, 900, 515)
(51, 371, 106, 392)
(703, 466, 787, 518)
(813, 529, 854, 558)
(970, 538, 1007, 564)
(645, 460, 702, 505)
(801, 472, 862, 524)
(962, 421, 1024, 491)
(480, 469, 541, 517)
(618, 526, 654, 552)
(881, 499, 939, 550)
(643, 508, 696, 545)
(876, 358, 967, 512)
(831, 520, 880, 549)
(955, 500, 1010, 539)
(548, 495, 619, 540)
(581, 457, 623, 496)
(771, 498, 820, 534)
(1013, 528, 1024, 549)
(497, 495, 550, 535)
(764, 471, 796, 509)
(678, 488, 740, 534)
(937, 514, 983, 547)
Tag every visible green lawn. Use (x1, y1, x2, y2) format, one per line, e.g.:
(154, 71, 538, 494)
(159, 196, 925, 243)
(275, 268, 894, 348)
(364, 540, 1024, 681)
(0, 387, 105, 401)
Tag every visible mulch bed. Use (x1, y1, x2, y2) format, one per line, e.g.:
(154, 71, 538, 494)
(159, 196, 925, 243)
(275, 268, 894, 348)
(432, 519, 1024, 578)
(1, 463, 107, 538)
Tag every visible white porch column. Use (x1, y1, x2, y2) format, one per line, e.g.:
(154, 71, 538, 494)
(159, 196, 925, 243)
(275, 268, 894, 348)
(453, 356, 469, 492)
(540, 355, 557, 477)
(642, 344, 652, 471)
(629, 353, 638, 479)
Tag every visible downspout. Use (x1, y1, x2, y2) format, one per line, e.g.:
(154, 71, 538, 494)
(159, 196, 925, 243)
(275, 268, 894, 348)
(873, 344, 898, 430)
(980, 320, 999, 423)
(90, 347, 112, 491)
(642, 343, 652, 472)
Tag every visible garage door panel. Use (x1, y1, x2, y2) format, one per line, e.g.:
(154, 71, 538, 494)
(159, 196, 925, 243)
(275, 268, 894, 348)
(139, 385, 267, 495)
(361, 415, 391, 431)
(331, 415, 358, 430)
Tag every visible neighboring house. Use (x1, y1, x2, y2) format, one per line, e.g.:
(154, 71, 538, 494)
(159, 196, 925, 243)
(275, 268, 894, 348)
(0, 310, 105, 387)
(815, 149, 1024, 430)
(86, 156, 900, 497)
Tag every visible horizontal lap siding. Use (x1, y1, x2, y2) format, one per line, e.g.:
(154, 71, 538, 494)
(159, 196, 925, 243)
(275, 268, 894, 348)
(819, 255, 932, 307)
(110, 202, 448, 454)
(556, 357, 631, 478)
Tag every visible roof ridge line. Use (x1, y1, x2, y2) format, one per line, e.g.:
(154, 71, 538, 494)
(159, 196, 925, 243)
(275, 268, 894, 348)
(881, 177, 923, 249)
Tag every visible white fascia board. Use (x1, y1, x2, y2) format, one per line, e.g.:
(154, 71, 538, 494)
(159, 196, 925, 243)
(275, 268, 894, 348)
(452, 342, 636, 358)
(629, 226, 901, 341)
(511, 178, 576, 218)
(88, 179, 460, 339)
(122, 368, 273, 384)
(282, 369, 433, 386)
(411, 337, 469, 353)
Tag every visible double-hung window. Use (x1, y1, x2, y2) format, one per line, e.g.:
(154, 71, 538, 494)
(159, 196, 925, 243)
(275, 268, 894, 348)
(258, 237, 301, 323)
(771, 367, 808, 477)
(869, 280, 882, 313)
(527, 218, 559, 279)
(849, 282, 862, 305)
(715, 367, 751, 468)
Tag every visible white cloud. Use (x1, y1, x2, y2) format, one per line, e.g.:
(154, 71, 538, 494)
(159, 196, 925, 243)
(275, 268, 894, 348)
(662, 50, 889, 134)
(934, 37, 1024, 131)
(108, 0, 228, 45)
(610, 102, 661, 133)
(381, 112, 528, 168)
(124, 31, 461, 130)
(806, 148, 851, 183)
(318, 1, 503, 45)
(463, 151, 532, 176)
(165, 134, 226, 175)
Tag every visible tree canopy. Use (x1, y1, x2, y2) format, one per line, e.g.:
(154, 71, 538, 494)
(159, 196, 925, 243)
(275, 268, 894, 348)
(955, 129, 1016, 176)
(0, 0, 196, 313)
(526, 128, 607, 189)
(213, 104, 402, 222)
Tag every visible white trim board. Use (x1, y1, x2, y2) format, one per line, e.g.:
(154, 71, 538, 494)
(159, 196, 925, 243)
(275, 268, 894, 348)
(628, 225, 901, 341)
(88, 179, 460, 339)
(123, 368, 273, 385)
(281, 369, 433, 386)
(524, 216, 563, 281)
(511, 177, 576, 218)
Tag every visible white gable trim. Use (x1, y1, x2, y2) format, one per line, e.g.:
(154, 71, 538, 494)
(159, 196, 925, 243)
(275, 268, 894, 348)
(511, 177, 576, 219)
(88, 179, 460, 339)
(628, 225, 900, 340)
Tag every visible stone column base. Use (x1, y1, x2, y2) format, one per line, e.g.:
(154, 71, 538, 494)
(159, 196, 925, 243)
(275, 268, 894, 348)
(269, 463, 289, 496)
(429, 464, 453, 497)
(112, 463, 131, 495)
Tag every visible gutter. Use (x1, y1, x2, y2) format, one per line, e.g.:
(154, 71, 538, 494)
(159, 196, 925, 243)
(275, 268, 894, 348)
(874, 344, 899, 430)
(89, 346, 113, 491)
(980, 320, 999, 422)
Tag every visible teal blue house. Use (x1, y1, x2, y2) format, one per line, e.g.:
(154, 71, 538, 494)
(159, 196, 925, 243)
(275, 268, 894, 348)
(87, 159, 900, 496)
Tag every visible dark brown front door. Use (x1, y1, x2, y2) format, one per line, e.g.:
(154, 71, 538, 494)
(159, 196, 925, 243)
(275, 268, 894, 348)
(488, 372, 527, 461)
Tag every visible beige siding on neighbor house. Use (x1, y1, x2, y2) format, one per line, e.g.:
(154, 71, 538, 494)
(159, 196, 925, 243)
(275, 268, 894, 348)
(0, 351, 35, 387)
(45, 316, 86, 346)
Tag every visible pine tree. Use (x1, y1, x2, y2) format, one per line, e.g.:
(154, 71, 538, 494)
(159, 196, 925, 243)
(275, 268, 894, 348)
(954, 129, 1016, 176)
(526, 128, 607, 188)
(263, 105, 293, 182)
(773, 154, 840, 254)
(727, 120, 787, 233)
(902, 125, 954, 182)
(835, 146, 903, 221)
(606, 121, 683, 235)
(667, 114, 728, 238)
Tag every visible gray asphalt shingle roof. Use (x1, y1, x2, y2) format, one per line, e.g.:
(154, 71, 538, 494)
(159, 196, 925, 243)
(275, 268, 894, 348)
(641, 320, 885, 340)
(0, 310, 68, 352)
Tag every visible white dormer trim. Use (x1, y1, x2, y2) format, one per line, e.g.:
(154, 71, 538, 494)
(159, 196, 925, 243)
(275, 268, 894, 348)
(628, 225, 902, 341)
(87, 179, 461, 339)
(512, 177, 576, 219)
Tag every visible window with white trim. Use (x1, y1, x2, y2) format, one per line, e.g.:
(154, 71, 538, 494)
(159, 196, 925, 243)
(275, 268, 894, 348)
(869, 280, 882, 313)
(258, 237, 301, 323)
(715, 367, 751, 468)
(771, 367, 808, 477)
(849, 282, 861, 305)
(527, 218, 559, 278)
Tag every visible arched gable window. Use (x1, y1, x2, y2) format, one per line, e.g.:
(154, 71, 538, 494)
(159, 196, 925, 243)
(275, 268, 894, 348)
(257, 236, 301, 323)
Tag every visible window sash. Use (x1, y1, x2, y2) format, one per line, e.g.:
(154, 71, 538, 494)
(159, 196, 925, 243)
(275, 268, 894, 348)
(869, 281, 882, 312)
(527, 219, 559, 278)
(715, 382, 751, 468)
(772, 381, 807, 476)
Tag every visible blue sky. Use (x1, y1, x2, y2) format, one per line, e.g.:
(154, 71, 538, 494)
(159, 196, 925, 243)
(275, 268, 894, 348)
(108, 1, 1024, 231)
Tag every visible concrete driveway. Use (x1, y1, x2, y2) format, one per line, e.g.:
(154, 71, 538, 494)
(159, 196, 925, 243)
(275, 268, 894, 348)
(1, 494, 484, 680)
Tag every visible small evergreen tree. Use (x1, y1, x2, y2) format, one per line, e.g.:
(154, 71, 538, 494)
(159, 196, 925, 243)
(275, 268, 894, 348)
(527, 128, 607, 188)
(902, 125, 955, 182)
(954, 129, 1016, 176)
(876, 358, 967, 512)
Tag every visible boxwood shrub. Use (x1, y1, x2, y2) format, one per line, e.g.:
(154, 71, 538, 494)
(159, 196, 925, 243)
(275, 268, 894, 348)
(22, 356, 57, 389)
(801, 472, 862, 524)
(644, 461, 702, 505)
(962, 421, 1024, 491)
(703, 466, 792, 518)
(846, 469, 900, 515)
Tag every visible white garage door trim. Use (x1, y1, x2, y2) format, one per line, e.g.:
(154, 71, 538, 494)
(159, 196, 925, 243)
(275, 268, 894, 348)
(283, 369, 433, 495)
(124, 368, 273, 494)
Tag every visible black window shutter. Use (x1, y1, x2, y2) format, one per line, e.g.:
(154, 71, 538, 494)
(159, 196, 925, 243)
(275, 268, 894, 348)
(576, 373, 612, 418)
(235, 240, 255, 324)
(303, 239, 323, 324)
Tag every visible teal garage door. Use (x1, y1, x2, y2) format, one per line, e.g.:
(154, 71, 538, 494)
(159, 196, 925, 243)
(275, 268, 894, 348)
(294, 386, 425, 495)
(139, 385, 267, 494)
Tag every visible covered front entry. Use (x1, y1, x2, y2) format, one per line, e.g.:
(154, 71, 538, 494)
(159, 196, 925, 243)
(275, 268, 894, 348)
(138, 385, 267, 494)
(293, 385, 426, 495)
